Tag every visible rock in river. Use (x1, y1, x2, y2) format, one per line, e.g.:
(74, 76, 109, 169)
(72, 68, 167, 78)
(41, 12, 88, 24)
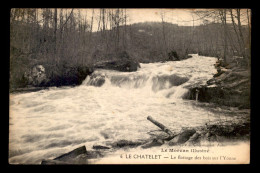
(168, 129, 196, 146)
(94, 59, 140, 72)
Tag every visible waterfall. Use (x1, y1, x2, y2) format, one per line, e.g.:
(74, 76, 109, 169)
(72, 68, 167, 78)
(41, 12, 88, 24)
(81, 54, 217, 99)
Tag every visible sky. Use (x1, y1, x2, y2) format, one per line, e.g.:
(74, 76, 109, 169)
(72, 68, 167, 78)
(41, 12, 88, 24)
(29, 8, 250, 32)
(78, 8, 250, 31)
(125, 9, 200, 25)
(73, 8, 206, 32)
(84, 8, 203, 28)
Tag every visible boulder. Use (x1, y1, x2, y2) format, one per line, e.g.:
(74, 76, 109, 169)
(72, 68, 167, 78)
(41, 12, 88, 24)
(23, 64, 94, 88)
(187, 57, 250, 109)
(141, 139, 164, 149)
(94, 59, 140, 72)
(91, 50, 141, 72)
(85, 150, 104, 159)
(41, 146, 88, 165)
(185, 132, 200, 144)
(168, 51, 180, 61)
(46, 65, 93, 87)
(168, 129, 196, 146)
(87, 74, 105, 87)
(24, 65, 47, 86)
(53, 146, 87, 162)
(213, 67, 231, 78)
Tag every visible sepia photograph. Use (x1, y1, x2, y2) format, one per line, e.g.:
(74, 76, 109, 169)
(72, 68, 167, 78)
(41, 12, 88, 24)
(9, 8, 251, 164)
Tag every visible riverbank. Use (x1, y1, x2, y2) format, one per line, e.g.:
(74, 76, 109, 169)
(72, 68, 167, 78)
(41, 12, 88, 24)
(185, 57, 250, 109)
(10, 53, 142, 93)
(41, 109, 250, 164)
(41, 101, 250, 164)
(10, 51, 194, 93)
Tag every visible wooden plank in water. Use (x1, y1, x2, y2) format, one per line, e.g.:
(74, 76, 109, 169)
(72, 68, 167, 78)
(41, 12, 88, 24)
(147, 116, 175, 137)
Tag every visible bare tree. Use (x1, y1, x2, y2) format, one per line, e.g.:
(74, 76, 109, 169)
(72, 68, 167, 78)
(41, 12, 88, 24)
(160, 11, 168, 56)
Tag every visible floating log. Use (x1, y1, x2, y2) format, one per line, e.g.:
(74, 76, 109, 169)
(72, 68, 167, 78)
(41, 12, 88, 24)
(147, 116, 175, 138)
(110, 140, 145, 148)
(93, 145, 110, 150)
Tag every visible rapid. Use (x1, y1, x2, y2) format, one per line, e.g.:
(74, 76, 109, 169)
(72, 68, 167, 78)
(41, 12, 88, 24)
(9, 54, 235, 164)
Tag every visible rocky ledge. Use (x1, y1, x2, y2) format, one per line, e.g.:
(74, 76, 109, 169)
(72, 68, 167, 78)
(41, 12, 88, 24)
(10, 51, 141, 92)
(185, 57, 250, 109)
(93, 59, 140, 72)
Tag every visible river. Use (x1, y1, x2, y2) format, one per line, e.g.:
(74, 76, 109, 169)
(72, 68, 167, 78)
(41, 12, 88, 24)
(9, 54, 243, 164)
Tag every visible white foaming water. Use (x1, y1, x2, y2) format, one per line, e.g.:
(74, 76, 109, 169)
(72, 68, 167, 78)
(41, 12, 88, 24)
(10, 54, 227, 164)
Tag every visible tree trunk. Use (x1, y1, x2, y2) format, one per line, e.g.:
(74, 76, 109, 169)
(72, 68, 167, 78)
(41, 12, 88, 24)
(161, 12, 168, 57)
(54, 8, 58, 64)
(246, 9, 251, 68)
(219, 9, 228, 63)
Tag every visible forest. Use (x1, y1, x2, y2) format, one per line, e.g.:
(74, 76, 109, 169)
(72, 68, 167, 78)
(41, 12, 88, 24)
(10, 8, 251, 89)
